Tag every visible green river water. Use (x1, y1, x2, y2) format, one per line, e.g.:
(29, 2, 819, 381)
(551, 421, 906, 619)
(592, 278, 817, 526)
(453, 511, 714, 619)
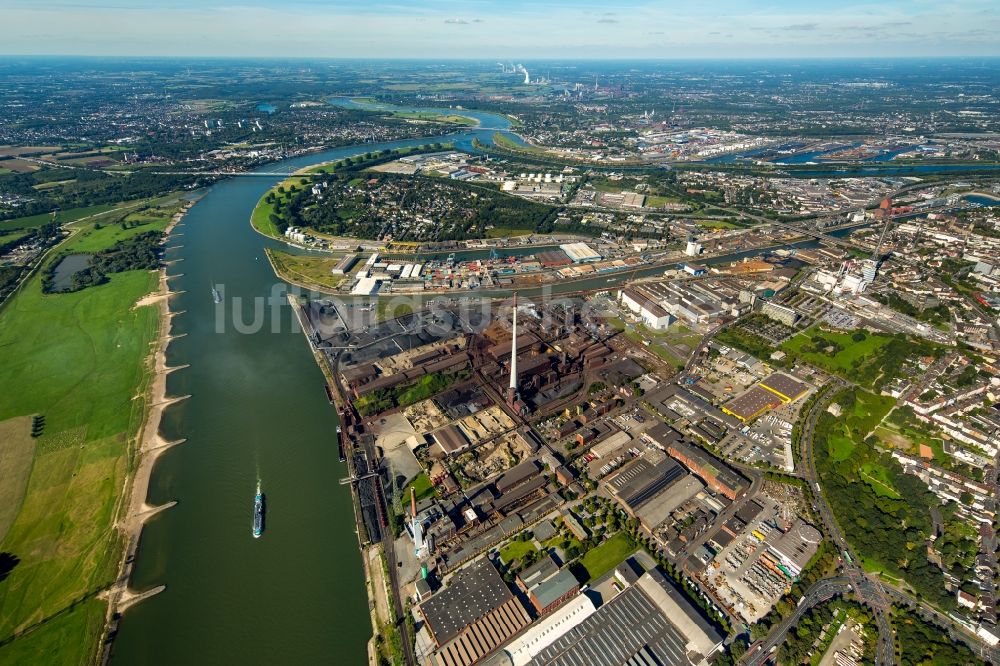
(108, 134, 483, 664)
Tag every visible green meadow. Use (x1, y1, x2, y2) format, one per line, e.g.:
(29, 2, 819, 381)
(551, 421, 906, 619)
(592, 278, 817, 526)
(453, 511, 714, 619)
(782, 327, 893, 375)
(782, 326, 941, 390)
(575, 532, 636, 583)
(0, 203, 120, 232)
(0, 198, 182, 664)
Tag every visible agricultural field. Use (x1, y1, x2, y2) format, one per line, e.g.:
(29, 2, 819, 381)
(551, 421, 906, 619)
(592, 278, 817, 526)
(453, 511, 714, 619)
(0, 197, 181, 663)
(32, 179, 77, 191)
(0, 146, 64, 157)
(0, 159, 40, 173)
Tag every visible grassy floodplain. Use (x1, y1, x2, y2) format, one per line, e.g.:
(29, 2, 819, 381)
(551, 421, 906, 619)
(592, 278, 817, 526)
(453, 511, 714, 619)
(0, 203, 121, 233)
(0, 196, 184, 664)
(490, 132, 549, 157)
(250, 177, 299, 238)
(393, 111, 477, 126)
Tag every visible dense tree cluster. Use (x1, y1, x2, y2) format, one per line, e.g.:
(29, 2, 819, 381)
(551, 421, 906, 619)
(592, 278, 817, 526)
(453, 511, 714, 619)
(0, 266, 23, 301)
(0, 169, 200, 222)
(895, 607, 984, 666)
(42, 230, 164, 293)
(779, 599, 875, 665)
(815, 390, 952, 608)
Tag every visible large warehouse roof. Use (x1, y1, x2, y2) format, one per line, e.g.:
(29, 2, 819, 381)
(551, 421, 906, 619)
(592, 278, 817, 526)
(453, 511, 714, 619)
(528, 568, 723, 666)
(421, 558, 514, 646)
(722, 385, 783, 422)
(504, 595, 597, 666)
(559, 242, 602, 263)
(634, 476, 705, 531)
(604, 451, 687, 512)
(759, 372, 809, 402)
(350, 276, 381, 296)
(637, 569, 725, 659)
(434, 597, 532, 666)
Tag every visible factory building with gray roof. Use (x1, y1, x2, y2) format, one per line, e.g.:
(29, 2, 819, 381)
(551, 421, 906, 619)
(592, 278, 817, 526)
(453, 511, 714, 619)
(603, 449, 688, 514)
(421, 557, 521, 647)
(527, 568, 724, 666)
(516, 555, 581, 615)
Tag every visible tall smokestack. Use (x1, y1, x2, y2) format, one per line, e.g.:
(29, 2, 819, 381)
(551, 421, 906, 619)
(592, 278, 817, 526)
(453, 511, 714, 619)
(508, 293, 518, 405)
(411, 486, 425, 556)
(873, 197, 893, 260)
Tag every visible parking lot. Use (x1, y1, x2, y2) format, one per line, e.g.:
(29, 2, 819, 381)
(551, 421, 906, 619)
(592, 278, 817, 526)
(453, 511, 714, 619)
(721, 413, 795, 471)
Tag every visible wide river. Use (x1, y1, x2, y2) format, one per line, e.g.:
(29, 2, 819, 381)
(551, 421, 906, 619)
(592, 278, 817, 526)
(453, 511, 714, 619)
(110, 102, 995, 664)
(109, 119, 514, 664)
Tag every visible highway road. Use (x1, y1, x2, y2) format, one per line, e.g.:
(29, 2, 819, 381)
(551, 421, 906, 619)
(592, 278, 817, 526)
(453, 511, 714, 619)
(743, 576, 854, 666)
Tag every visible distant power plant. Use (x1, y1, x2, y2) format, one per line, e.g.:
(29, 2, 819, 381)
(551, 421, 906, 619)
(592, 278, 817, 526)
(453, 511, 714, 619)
(517, 64, 530, 85)
(497, 62, 547, 85)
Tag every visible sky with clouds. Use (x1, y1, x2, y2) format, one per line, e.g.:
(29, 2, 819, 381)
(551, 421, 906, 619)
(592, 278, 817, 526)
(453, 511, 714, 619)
(2, 0, 998, 58)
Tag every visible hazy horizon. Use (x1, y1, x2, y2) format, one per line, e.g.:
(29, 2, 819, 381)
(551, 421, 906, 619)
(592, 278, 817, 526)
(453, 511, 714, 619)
(2, 0, 998, 59)
(3, 54, 1000, 61)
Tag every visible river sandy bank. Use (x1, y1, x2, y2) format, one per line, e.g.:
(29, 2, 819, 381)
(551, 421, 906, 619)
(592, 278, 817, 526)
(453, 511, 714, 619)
(99, 200, 195, 653)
